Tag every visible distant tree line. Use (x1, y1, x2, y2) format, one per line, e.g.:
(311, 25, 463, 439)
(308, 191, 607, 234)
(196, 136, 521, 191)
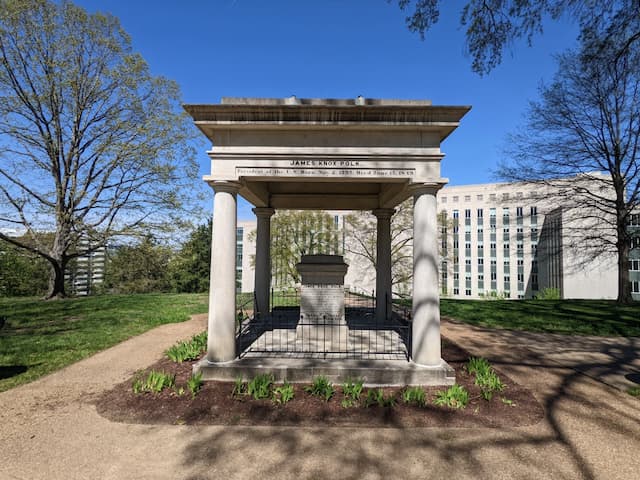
(0, 221, 212, 297)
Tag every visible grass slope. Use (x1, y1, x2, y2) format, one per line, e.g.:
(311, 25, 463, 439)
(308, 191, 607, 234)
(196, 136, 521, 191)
(0, 293, 207, 392)
(440, 298, 640, 337)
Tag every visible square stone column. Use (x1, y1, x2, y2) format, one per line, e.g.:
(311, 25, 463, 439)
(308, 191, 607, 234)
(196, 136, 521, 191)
(206, 181, 241, 363)
(373, 209, 395, 322)
(252, 207, 275, 317)
(410, 183, 445, 366)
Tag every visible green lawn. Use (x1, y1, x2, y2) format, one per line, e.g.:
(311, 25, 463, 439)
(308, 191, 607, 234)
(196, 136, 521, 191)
(440, 298, 640, 337)
(2, 293, 638, 393)
(0, 293, 208, 392)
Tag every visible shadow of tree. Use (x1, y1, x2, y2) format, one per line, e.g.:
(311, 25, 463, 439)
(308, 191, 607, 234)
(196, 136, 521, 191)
(178, 319, 640, 479)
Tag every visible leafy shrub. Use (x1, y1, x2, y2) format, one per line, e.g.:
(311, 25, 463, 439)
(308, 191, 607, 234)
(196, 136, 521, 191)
(341, 378, 364, 408)
(434, 384, 469, 409)
(363, 388, 396, 408)
(166, 331, 208, 363)
(402, 386, 426, 407)
(272, 381, 295, 404)
(187, 372, 204, 398)
(537, 287, 561, 300)
(247, 373, 274, 400)
(304, 376, 334, 402)
(132, 370, 175, 394)
(467, 357, 505, 401)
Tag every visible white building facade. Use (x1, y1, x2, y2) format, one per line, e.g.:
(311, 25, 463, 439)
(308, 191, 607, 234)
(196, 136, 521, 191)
(237, 176, 633, 300)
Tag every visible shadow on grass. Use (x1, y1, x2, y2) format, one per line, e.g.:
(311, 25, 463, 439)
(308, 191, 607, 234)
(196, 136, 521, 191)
(0, 365, 27, 380)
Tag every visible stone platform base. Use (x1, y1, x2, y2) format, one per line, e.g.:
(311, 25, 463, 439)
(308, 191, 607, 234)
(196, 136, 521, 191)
(193, 357, 455, 387)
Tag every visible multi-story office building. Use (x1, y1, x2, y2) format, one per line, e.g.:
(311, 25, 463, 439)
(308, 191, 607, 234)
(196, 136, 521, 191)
(236, 176, 636, 300)
(436, 179, 618, 299)
(630, 212, 640, 301)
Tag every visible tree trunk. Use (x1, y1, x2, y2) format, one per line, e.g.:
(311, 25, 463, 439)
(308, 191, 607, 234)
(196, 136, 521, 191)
(616, 225, 632, 304)
(46, 231, 69, 299)
(46, 260, 67, 299)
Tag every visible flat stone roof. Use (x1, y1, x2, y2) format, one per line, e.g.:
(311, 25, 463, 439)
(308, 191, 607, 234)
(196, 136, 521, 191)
(220, 96, 432, 106)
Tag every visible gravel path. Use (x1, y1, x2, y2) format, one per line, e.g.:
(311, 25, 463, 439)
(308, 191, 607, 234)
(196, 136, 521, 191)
(1, 314, 639, 480)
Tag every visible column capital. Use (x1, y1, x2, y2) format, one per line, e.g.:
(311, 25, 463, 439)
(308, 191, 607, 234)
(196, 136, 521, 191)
(252, 207, 275, 218)
(408, 181, 447, 196)
(207, 180, 242, 194)
(372, 208, 395, 219)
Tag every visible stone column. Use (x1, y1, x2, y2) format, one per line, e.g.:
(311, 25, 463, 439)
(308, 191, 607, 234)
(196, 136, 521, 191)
(410, 183, 443, 366)
(206, 181, 241, 363)
(253, 207, 275, 317)
(373, 208, 395, 322)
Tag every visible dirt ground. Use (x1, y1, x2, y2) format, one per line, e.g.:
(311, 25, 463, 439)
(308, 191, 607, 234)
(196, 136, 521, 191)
(95, 337, 544, 428)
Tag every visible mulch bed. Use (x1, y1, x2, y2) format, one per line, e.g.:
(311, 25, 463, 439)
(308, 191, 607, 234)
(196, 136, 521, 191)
(95, 338, 544, 428)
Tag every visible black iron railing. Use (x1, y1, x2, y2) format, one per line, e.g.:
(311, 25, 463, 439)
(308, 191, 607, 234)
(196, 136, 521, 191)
(235, 289, 411, 360)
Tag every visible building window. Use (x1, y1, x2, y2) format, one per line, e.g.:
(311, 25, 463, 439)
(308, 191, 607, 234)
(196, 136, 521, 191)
(630, 259, 640, 271)
(627, 213, 639, 226)
(465, 289, 472, 296)
(477, 208, 483, 218)
(489, 193, 497, 201)
(502, 193, 510, 201)
(531, 206, 538, 225)
(453, 196, 459, 203)
(465, 195, 471, 202)
(465, 209, 471, 218)
(477, 194, 483, 201)
(503, 227, 510, 241)
(453, 209, 459, 219)
(631, 280, 639, 293)
(516, 192, 524, 199)
(503, 207, 510, 226)
(477, 227, 484, 238)
(441, 196, 447, 204)
(631, 237, 640, 249)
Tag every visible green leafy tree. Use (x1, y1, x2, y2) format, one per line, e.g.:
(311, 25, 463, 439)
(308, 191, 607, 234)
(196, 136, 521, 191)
(169, 220, 212, 293)
(500, 27, 640, 304)
(0, 0, 200, 299)
(395, 0, 640, 75)
(0, 237, 49, 296)
(268, 211, 342, 287)
(103, 235, 172, 294)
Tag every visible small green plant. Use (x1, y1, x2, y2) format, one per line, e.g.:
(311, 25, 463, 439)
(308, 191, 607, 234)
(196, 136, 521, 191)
(187, 372, 204, 398)
(175, 386, 185, 396)
(247, 373, 274, 400)
(402, 386, 427, 407)
(627, 386, 640, 397)
(467, 357, 505, 401)
(363, 388, 396, 408)
(434, 384, 469, 409)
(232, 376, 246, 397)
(304, 376, 334, 401)
(341, 378, 364, 407)
(272, 381, 295, 404)
(501, 397, 516, 407)
(467, 357, 492, 377)
(165, 331, 208, 363)
(132, 370, 175, 394)
(537, 287, 561, 300)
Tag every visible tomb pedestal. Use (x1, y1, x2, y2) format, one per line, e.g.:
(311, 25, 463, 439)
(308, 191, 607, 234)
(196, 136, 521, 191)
(296, 255, 348, 351)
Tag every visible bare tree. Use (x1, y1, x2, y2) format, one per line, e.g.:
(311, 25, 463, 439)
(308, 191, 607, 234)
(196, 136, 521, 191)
(344, 200, 414, 296)
(500, 27, 640, 303)
(394, 0, 640, 75)
(0, 0, 200, 298)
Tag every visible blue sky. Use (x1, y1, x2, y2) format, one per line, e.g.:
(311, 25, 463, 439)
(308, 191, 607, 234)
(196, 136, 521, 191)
(76, 0, 579, 220)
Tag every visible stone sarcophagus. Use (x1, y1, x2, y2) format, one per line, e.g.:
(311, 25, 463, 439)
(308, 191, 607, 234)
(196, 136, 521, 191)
(296, 255, 348, 351)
